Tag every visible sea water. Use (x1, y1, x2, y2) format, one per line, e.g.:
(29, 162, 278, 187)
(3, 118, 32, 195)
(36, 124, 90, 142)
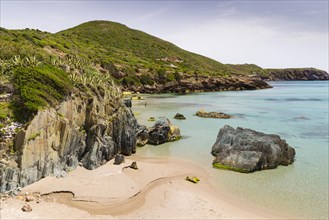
(132, 81, 329, 219)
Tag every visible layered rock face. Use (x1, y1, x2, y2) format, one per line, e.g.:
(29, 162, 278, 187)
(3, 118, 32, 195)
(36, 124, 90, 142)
(0, 88, 138, 192)
(264, 68, 329, 81)
(211, 125, 295, 173)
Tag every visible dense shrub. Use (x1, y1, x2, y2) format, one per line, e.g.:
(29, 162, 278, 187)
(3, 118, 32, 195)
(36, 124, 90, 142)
(122, 75, 141, 86)
(166, 72, 176, 82)
(140, 74, 154, 85)
(174, 70, 181, 81)
(157, 68, 166, 83)
(11, 65, 72, 121)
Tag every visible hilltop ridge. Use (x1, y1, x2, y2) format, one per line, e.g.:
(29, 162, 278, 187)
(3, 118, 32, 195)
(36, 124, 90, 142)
(1, 20, 327, 93)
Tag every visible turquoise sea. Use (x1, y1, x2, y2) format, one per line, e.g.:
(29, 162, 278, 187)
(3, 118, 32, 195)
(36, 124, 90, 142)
(132, 81, 329, 219)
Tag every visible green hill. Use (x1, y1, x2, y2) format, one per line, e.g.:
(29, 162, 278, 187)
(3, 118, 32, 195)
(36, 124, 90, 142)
(0, 20, 240, 82)
(55, 21, 233, 75)
(1, 20, 327, 85)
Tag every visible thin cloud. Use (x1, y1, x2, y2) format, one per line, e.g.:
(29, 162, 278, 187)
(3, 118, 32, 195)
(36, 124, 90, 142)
(164, 17, 328, 71)
(131, 8, 168, 25)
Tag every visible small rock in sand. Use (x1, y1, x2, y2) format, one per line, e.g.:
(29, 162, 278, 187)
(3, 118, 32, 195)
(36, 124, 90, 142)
(114, 154, 125, 165)
(25, 195, 35, 202)
(22, 204, 32, 212)
(130, 161, 138, 170)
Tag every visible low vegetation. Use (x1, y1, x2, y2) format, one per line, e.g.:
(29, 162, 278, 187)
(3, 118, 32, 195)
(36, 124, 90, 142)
(11, 65, 72, 121)
(0, 20, 276, 86)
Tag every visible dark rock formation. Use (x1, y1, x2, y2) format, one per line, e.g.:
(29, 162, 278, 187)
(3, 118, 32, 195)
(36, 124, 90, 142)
(195, 110, 232, 119)
(174, 113, 186, 120)
(0, 87, 138, 193)
(114, 154, 125, 165)
(136, 118, 181, 146)
(148, 118, 181, 145)
(129, 161, 138, 170)
(211, 125, 295, 173)
(264, 68, 329, 81)
(122, 98, 132, 108)
(136, 125, 150, 147)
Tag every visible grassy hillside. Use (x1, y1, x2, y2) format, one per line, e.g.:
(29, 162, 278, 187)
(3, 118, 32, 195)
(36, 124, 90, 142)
(0, 21, 244, 83)
(0, 20, 326, 97)
(54, 21, 233, 75)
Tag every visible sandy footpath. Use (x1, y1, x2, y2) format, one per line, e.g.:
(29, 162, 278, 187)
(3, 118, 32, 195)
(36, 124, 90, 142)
(0, 155, 289, 219)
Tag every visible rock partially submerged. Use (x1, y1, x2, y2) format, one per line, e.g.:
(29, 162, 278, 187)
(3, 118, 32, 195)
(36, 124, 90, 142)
(196, 110, 232, 119)
(136, 118, 181, 146)
(211, 125, 295, 173)
(148, 118, 181, 145)
(174, 113, 186, 120)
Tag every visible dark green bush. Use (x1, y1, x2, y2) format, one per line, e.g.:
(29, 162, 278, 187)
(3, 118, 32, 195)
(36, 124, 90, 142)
(166, 72, 176, 82)
(11, 65, 72, 121)
(174, 70, 181, 81)
(157, 68, 166, 83)
(140, 74, 154, 85)
(122, 75, 141, 86)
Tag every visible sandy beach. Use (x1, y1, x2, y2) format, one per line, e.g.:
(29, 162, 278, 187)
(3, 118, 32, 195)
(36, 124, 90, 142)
(0, 154, 291, 219)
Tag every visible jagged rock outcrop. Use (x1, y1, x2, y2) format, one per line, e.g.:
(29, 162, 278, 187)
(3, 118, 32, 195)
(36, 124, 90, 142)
(195, 110, 232, 119)
(136, 125, 150, 147)
(264, 68, 329, 81)
(136, 118, 181, 146)
(123, 74, 271, 94)
(0, 87, 138, 193)
(211, 125, 295, 173)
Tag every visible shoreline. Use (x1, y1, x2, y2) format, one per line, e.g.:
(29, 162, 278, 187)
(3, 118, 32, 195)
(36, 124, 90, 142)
(0, 155, 291, 219)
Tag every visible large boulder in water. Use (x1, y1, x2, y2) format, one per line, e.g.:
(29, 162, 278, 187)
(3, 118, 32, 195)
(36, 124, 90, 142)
(148, 118, 181, 145)
(211, 125, 295, 173)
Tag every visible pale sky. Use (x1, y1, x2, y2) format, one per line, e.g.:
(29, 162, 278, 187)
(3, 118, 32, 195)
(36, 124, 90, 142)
(1, 0, 328, 71)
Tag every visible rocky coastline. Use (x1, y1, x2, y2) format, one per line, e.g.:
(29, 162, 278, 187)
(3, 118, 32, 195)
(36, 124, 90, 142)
(123, 74, 272, 94)
(0, 87, 138, 193)
(121, 68, 329, 94)
(1, 68, 326, 193)
(263, 68, 329, 81)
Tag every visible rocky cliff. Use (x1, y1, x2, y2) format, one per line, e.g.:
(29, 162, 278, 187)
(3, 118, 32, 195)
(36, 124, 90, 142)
(264, 68, 329, 81)
(0, 87, 138, 193)
(123, 74, 271, 93)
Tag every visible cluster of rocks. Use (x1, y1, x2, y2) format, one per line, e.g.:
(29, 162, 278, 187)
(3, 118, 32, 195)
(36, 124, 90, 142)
(195, 110, 232, 119)
(211, 125, 296, 173)
(1, 192, 42, 213)
(136, 118, 181, 146)
(20, 193, 42, 212)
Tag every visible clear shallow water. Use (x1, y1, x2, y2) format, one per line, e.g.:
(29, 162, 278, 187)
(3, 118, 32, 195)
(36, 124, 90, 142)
(132, 81, 329, 219)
